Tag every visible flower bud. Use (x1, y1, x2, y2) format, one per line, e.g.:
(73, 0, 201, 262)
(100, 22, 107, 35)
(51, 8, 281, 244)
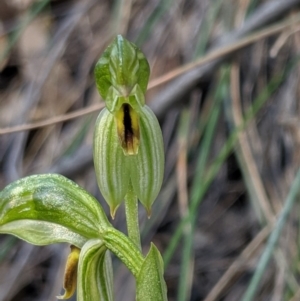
(93, 104, 164, 217)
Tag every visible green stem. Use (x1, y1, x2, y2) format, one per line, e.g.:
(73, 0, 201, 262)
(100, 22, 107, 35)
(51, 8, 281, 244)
(103, 227, 144, 278)
(125, 182, 142, 251)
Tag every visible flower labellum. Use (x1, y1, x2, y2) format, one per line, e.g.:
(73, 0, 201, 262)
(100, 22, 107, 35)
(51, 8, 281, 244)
(115, 103, 140, 155)
(57, 245, 81, 300)
(93, 35, 164, 217)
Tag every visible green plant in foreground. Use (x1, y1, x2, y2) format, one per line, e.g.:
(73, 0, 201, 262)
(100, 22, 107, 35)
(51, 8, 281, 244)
(0, 35, 167, 301)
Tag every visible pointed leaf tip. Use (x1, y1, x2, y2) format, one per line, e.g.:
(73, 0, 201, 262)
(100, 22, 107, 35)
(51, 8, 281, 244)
(110, 206, 119, 220)
(136, 243, 167, 301)
(146, 207, 152, 219)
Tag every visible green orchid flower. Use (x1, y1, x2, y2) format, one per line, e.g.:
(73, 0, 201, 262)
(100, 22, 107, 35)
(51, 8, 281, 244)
(0, 35, 168, 301)
(94, 35, 165, 217)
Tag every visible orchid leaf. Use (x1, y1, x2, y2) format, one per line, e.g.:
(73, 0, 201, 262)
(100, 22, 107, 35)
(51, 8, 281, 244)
(0, 174, 111, 246)
(0, 220, 87, 248)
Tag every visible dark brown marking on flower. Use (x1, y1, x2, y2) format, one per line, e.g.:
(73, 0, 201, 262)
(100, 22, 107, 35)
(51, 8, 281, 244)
(123, 103, 134, 148)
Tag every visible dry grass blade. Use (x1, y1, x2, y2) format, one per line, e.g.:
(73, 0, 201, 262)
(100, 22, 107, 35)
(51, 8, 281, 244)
(229, 63, 274, 223)
(151, 0, 300, 118)
(0, 103, 104, 135)
(203, 226, 271, 301)
(148, 14, 300, 90)
(1, 13, 300, 136)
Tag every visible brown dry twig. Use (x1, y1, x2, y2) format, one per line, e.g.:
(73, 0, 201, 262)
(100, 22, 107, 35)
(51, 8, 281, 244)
(0, 103, 104, 135)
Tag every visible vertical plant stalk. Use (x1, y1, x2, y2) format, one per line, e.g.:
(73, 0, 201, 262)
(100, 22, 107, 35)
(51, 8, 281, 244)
(125, 182, 142, 251)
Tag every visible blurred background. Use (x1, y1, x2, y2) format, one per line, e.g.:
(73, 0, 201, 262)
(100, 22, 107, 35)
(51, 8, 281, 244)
(1, 0, 300, 300)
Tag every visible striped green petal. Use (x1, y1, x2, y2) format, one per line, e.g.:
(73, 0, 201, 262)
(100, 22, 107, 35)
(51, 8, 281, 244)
(93, 108, 129, 217)
(77, 239, 113, 301)
(129, 106, 164, 215)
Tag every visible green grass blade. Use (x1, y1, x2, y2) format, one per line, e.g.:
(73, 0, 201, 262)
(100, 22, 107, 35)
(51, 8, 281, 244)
(193, 0, 223, 57)
(177, 68, 227, 301)
(163, 64, 288, 268)
(241, 168, 300, 301)
(135, 0, 174, 46)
